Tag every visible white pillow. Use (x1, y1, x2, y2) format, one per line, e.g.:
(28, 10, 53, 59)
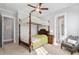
(67, 39, 77, 45)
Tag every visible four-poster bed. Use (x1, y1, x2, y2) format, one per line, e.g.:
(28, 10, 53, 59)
(19, 3, 49, 52)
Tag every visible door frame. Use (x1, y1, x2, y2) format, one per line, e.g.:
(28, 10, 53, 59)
(2, 14, 16, 47)
(55, 12, 67, 44)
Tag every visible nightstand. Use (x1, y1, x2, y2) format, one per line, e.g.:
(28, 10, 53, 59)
(48, 35, 54, 44)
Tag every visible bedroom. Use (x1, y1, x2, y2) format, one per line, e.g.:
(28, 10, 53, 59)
(0, 3, 79, 55)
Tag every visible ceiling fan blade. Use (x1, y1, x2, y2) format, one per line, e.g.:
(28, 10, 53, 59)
(39, 11, 42, 14)
(27, 4, 36, 8)
(41, 8, 48, 10)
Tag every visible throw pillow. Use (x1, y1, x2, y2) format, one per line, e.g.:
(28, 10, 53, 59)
(67, 39, 77, 45)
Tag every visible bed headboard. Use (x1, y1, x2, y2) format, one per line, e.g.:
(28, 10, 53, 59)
(38, 29, 49, 36)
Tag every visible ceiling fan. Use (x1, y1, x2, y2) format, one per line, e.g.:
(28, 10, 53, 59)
(27, 3, 48, 14)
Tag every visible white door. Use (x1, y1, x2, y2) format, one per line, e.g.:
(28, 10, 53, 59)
(55, 13, 67, 44)
(3, 17, 14, 43)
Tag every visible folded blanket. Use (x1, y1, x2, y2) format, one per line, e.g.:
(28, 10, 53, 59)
(32, 38, 40, 43)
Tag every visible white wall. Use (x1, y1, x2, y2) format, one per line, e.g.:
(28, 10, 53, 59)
(67, 5, 79, 36)
(0, 8, 15, 17)
(20, 23, 37, 42)
(52, 4, 79, 36)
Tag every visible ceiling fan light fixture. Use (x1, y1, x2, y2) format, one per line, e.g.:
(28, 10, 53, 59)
(35, 8, 40, 12)
(28, 3, 48, 14)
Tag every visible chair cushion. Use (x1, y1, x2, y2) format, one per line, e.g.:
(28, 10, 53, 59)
(62, 42, 74, 48)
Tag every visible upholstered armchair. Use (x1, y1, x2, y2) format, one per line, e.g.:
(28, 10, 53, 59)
(61, 35, 79, 54)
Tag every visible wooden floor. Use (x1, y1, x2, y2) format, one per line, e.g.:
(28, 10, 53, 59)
(0, 43, 79, 55)
(0, 43, 36, 55)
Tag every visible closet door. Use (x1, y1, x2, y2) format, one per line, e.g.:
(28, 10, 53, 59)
(4, 17, 14, 43)
(0, 15, 2, 47)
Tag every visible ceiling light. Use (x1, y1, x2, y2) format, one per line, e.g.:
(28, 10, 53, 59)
(36, 8, 40, 11)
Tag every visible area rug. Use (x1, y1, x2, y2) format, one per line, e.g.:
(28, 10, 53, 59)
(35, 47, 48, 55)
(43, 44, 79, 55)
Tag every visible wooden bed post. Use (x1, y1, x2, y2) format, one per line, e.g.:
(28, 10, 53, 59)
(29, 13, 31, 52)
(19, 19, 21, 45)
(29, 10, 35, 52)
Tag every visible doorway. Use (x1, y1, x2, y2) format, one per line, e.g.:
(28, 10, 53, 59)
(55, 13, 67, 44)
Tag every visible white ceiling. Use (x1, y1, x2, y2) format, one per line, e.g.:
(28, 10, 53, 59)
(0, 3, 76, 19)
